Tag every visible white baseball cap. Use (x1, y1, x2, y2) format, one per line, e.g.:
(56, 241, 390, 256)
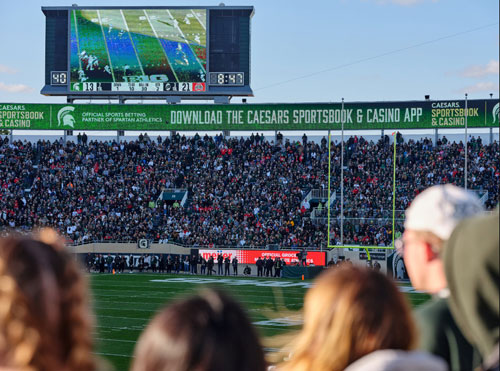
(404, 184, 484, 240)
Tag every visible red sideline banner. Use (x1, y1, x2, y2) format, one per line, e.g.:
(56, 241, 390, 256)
(199, 249, 326, 266)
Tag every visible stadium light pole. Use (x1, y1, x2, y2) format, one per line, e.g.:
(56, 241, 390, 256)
(340, 98, 344, 246)
(327, 129, 331, 249)
(464, 93, 468, 190)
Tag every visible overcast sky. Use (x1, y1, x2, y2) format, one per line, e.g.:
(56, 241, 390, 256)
(0, 0, 498, 104)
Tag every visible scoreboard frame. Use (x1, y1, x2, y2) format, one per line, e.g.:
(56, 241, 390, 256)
(41, 5, 254, 99)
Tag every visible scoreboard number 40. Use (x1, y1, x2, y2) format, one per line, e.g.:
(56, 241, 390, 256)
(51, 71, 68, 86)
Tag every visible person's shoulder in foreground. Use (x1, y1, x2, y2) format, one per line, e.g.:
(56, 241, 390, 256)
(444, 209, 499, 371)
(344, 349, 446, 371)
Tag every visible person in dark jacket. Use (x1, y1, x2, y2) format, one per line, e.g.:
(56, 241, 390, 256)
(265, 257, 274, 277)
(274, 257, 282, 278)
(256, 257, 264, 277)
(217, 254, 224, 275)
(224, 257, 231, 276)
(232, 257, 238, 276)
(207, 256, 214, 275)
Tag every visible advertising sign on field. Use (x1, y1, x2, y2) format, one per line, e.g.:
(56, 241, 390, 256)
(199, 249, 326, 266)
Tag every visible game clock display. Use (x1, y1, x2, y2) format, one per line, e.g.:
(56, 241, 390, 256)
(208, 73, 244, 86)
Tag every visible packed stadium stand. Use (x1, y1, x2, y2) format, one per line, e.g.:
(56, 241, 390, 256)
(0, 133, 498, 248)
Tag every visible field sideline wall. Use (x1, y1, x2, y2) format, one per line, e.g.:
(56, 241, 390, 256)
(67, 244, 389, 274)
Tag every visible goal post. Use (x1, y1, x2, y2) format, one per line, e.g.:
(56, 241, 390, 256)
(326, 131, 399, 256)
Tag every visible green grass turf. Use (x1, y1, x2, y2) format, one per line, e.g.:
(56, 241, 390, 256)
(90, 273, 430, 371)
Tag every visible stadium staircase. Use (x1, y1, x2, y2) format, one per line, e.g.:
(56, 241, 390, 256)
(303, 189, 337, 225)
(157, 188, 188, 207)
(23, 147, 42, 191)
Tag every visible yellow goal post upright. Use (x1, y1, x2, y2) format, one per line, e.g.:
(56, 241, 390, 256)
(326, 130, 399, 260)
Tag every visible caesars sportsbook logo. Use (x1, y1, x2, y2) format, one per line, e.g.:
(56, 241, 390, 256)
(493, 103, 500, 124)
(57, 106, 75, 128)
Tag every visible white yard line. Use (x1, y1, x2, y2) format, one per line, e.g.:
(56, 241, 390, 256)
(165, 9, 206, 73)
(97, 10, 116, 82)
(143, 9, 178, 82)
(72, 10, 83, 72)
(120, 10, 145, 76)
(191, 9, 206, 31)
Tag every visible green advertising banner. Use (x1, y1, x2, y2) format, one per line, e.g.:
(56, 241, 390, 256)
(0, 99, 498, 131)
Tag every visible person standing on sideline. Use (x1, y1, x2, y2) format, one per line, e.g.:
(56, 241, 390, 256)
(399, 184, 484, 371)
(274, 257, 282, 278)
(224, 256, 231, 276)
(217, 253, 224, 275)
(207, 256, 214, 275)
(232, 256, 238, 276)
(256, 257, 264, 277)
(200, 257, 207, 275)
(190, 255, 198, 275)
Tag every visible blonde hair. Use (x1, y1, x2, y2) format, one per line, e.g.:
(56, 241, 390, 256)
(281, 266, 416, 371)
(0, 232, 96, 371)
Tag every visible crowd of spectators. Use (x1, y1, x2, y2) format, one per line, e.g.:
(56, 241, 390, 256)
(0, 133, 498, 248)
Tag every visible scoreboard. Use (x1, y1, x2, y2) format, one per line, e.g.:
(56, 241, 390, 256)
(41, 6, 253, 98)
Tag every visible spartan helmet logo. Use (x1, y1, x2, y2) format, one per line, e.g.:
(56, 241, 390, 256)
(57, 106, 75, 128)
(493, 103, 499, 124)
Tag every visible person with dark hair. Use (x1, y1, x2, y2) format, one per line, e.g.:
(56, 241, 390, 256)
(232, 256, 238, 276)
(274, 257, 282, 277)
(265, 257, 274, 277)
(224, 256, 231, 276)
(190, 254, 198, 275)
(159, 255, 166, 274)
(300, 249, 307, 267)
(166, 255, 173, 274)
(99, 254, 105, 273)
(129, 254, 135, 273)
(279, 265, 446, 371)
(256, 257, 264, 277)
(200, 257, 207, 275)
(0, 230, 96, 371)
(174, 256, 180, 274)
(131, 289, 266, 371)
(217, 253, 224, 275)
(207, 256, 214, 276)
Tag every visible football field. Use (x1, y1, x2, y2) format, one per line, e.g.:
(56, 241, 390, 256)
(91, 273, 430, 370)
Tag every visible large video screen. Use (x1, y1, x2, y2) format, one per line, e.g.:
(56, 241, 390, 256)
(69, 8, 207, 93)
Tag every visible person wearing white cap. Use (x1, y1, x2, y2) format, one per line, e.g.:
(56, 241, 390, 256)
(398, 184, 484, 371)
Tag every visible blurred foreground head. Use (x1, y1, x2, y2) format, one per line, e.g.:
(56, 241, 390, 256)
(402, 184, 483, 293)
(0, 230, 95, 371)
(281, 266, 417, 371)
(131, 289, 266, 371)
